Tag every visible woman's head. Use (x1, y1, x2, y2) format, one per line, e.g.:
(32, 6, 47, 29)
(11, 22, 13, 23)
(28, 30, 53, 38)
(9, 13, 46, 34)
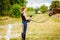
(21, 6, 26, 12)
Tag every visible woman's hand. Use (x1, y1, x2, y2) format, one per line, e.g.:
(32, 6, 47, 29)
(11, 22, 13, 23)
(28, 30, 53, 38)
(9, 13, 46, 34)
(27, 16, 30, 20)
(26, 16, 31, 22)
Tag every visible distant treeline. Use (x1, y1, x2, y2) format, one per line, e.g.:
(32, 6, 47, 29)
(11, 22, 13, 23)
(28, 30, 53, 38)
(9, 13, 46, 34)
(0, 0, 60, 18)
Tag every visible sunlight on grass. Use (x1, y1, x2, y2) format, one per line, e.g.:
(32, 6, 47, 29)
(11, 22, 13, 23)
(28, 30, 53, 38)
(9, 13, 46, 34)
(0, 13, 60, 40)
(0, 16, 21, 26)
(50, 16, 60, 22)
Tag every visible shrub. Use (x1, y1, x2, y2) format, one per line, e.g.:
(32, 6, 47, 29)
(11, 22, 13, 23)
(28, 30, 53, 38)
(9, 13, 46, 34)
(10, 4, 21, 18)
(39, 5, 48, 13)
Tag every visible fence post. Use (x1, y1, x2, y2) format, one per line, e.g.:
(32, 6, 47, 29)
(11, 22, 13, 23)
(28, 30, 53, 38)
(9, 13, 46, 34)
(6, 24, 12, 40)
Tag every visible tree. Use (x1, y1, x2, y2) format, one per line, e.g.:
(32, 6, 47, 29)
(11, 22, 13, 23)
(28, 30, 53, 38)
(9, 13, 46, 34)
(0, 0, 27, 17)
(34, 8, 39, 14)
(39, 5, 48, 13)
(10, 0, 27, 6)
(0, 0, 11, 16)
(10, 4, 21, 18)
(50, 1, 60, 10)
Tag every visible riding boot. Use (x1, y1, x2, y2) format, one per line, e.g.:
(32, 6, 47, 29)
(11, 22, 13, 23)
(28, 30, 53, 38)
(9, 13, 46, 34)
(21, 33, 26, 40)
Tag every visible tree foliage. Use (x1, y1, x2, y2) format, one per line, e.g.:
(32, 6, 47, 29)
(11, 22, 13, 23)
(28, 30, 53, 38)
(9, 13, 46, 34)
(0, 0, 10, 16)
(50, 1, 60, 10)
(10, 4, 21, 18)
(39, 5, 48, 13)
(10, 0, 27, 6)
(0, 0, 27, 17)
(34, 8, 39, 14)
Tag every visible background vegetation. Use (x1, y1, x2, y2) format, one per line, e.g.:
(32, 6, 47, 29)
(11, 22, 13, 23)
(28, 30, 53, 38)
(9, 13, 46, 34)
(0, 0, 26, 17)
(0, 0, 60, 17)
(0, 0, 60, 40)
(39, 5, 48, 13)
(50, 1, 60, 10)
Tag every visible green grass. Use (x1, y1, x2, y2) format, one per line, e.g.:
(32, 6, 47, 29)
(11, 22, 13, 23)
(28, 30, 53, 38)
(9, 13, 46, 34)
(0, 16, 21, 26)
(0, 38, 5, 40)
(50, 16, 60, 22)
(0, 13, 60, 40)
(10, 13, 60, 40)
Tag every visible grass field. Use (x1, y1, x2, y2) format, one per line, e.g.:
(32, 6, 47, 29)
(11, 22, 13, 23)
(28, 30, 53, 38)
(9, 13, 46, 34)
(0, 16, 21, 26)
(0, 13, 60, 40)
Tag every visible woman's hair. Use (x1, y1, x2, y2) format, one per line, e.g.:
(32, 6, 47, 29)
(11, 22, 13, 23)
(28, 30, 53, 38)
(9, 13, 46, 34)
(21, 7, 26, 11)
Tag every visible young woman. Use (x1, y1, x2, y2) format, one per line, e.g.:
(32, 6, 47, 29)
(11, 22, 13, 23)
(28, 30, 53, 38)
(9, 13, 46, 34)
(21, 7, 30, 40)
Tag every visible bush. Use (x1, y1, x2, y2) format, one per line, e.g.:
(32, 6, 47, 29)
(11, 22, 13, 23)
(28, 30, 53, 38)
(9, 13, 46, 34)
(39, 5, 48, 13)
(10, 4, 21, 18)
(34, 8, 39, 14)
